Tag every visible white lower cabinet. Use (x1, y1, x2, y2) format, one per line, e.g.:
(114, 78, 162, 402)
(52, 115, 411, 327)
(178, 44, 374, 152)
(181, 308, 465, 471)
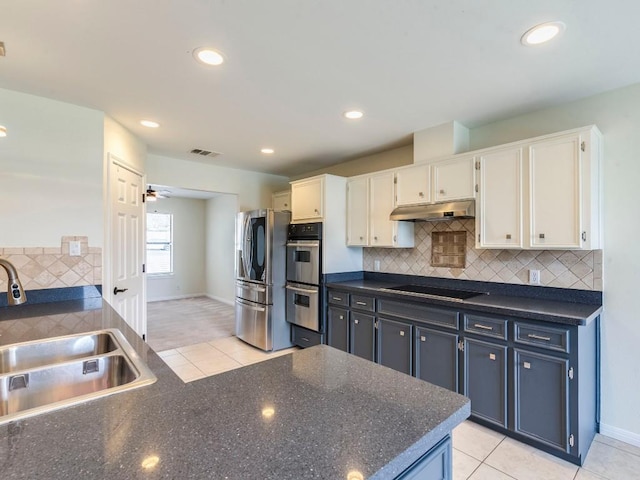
(347, 172, 413, 248)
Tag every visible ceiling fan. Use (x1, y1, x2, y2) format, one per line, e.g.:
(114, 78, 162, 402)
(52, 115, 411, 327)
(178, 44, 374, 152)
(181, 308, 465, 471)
(146, 185, 170, 201)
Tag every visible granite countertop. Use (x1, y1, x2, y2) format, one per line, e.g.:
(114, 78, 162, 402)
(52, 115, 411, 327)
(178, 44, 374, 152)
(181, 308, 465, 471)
(0, 300, 470, 479)
(326, 279, 603, 326)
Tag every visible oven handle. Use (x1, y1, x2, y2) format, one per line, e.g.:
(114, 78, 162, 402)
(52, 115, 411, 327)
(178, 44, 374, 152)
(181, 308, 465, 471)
(286, 241, 320, 248)
(235, 298, 266, 312)
(285, 284, 319, 295)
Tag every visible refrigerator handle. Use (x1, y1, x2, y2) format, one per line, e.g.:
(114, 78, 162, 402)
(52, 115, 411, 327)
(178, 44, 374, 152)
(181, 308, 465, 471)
(242, 215, 252, 277)
(235, 298, 266, 312)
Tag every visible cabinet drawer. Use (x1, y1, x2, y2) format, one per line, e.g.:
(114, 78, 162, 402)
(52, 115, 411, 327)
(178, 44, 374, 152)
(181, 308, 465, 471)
(377, 298, 459, 330)
(464, 314, 508, 340)
(327, 290, 349, 307)
(351, 294, 375, 312)
(291, 324, 323, 348)
(515, 322, 570, 353)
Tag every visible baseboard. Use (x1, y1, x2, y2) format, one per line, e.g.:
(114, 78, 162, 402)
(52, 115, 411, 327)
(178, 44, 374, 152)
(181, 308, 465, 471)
(147, 293, 207, 303)
(205, 294, 234, 306)
(599, 423, 640, 448)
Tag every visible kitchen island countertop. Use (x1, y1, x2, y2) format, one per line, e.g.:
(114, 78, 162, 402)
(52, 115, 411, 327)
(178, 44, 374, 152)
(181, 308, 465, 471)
(0, 300, 469, 479)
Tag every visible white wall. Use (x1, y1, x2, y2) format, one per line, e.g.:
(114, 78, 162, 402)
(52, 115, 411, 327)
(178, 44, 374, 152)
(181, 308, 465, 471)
(146, 154, 289, 211)
(468, 82, 640, 444)
(0, 88, 104, 247)
(205, 194, 238, 304)
(146, 197, 207, 301)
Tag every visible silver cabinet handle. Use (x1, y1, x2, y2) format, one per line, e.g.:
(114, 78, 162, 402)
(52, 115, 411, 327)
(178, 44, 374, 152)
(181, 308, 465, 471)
(301, 337, 310, 342)
(354, 319, 359, 325)
(374, 236, 378, 241)
(506, 234, 512, 240)
(539, 233, 545, 239)
(339, 315, 344, 320)
(420, 336, 426, 342)
(399, 331, 405, 337)
(285, 284, 318, 295)
(439, 189, 445, 195)
(474, 323, 494, 331)
(524, 361, 531, 369)
(332, 296, 342, 301)
(359, 236, 363, 240)
(527, 333, 552, 341)
(418, 191, 424, 197)
(489, 353, 496, 361)
(355, 301, 367, 306)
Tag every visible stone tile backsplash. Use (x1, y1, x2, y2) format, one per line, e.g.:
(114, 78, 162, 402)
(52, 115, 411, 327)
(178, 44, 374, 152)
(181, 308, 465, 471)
(0, 236, 102, 291)
(363, 220, 603, 291)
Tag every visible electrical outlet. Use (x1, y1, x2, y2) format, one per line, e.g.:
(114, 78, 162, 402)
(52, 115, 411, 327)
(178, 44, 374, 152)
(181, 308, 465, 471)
(529, 269, 541, 285)
(374, 260, 381, 272)
(69, 241, 82, 257)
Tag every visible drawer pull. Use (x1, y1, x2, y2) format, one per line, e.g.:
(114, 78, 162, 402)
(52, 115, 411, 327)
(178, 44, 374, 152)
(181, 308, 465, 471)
(400, 331, 405, 337)
(489, 353, 496, 361)
(332, 297, 342, 301)
(354, 319, 359, 325)
(355, 301, 367, 306)
(420, 336, 426, 342)
(506, 234, 512, 240)
(339, 315, 344, 320)
(301, 337, 310, 342)
(474, 323, 494, 331)
(527, 334, 552, 342)
(524, 361, 531, 369)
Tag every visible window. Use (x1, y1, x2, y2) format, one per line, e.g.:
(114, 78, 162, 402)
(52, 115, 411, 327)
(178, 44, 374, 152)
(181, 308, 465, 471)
(146, 213, 173, 274)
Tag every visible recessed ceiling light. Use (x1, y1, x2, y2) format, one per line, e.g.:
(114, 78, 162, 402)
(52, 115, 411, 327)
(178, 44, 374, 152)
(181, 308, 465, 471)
(193, 47, 225, 66)
(261, 148, 275, 154)
(521, 21, 566, 46)
(344, 110, 364, 120)
(0, 125, 7, 137)
(140, 120, 160, 128)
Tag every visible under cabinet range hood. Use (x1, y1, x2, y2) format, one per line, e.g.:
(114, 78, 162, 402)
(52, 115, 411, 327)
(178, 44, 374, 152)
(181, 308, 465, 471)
(389, 200, 475, 222)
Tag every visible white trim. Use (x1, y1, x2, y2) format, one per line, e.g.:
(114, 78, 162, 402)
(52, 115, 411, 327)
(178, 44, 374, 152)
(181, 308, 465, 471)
(599, 423, 640, 448)
(147, 293, 207, 303)
(205, 294, 235, 306)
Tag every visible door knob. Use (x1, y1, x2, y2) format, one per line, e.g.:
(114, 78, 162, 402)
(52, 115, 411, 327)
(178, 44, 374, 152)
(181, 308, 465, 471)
(113, 287, 129, 295)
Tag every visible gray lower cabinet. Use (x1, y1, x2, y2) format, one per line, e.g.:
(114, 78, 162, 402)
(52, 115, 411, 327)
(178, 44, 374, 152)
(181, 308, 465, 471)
(395, 435, 452, 480)
(327, 306, 349, 352)
(377, 317, 412, 375)
(463, 337, 508, 428)
(415, 326, 459, 392)
(514, 349, 570, 451)
(351, 312, 376, 361)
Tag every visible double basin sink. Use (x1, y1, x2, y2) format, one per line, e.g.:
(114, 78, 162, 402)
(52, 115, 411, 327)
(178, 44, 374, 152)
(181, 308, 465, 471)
(0, 329, 157, 425)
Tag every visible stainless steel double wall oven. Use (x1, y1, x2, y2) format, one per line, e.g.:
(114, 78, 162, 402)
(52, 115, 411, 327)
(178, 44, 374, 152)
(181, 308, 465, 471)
(235, 209, 292, 351)
(285, 223, 323, 340)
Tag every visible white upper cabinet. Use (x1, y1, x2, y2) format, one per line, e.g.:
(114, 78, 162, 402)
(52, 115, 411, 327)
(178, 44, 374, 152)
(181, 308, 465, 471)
(476, 147, 523, 249)
(291, 176, 324, 222)
(347, 172, 414, 248)
(432, 155, 476, 203)
(346, 177, 369, 246)
(272, 190, 291, 211)
(395, 164, 430, 206)
(475, 125, 601, 250)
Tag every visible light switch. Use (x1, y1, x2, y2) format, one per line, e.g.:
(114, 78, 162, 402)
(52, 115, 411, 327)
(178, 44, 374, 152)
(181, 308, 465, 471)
(69, 241, 82, 256)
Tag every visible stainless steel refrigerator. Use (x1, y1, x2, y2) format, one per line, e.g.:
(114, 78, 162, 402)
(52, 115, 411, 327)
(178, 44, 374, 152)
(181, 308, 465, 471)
(235, 209, 292, 351)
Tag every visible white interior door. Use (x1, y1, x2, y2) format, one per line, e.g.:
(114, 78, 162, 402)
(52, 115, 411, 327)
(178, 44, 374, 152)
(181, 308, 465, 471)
(108, 157, 146, 338)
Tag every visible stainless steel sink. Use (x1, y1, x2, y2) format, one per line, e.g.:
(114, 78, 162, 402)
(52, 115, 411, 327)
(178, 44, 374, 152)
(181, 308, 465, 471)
(0, 329, 157, 424)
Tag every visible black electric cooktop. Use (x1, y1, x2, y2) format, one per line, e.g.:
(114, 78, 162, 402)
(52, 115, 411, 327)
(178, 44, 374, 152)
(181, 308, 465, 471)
(383, 284, 486, 302)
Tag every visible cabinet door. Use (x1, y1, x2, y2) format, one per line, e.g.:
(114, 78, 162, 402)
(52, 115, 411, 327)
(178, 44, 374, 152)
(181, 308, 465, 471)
(432, 156, 475, 202)
(529, 135, 582, 248)
(463, 338, 508, 428)
(477, 148, 523, 248)
(272, 190, 291, 211)
(346, 177, 369, 246)
(291, 177, 323, 221)
(350, 312, 376, 361)
(415, 326, 459, 392)
(377, 317, 412, 375)
(327, 306, 349, 352)
(395, 164, 430, 206)
(514, 349, 570, 452)
(369, 172, 396, 246)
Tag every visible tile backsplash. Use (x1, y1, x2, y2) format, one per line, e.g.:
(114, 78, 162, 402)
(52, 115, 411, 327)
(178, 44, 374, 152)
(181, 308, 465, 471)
(363, 220, 602, 291)
(0, 236, 101, 291)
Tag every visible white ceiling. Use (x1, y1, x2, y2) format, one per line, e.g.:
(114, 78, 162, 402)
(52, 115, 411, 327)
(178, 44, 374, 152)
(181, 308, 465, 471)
(1, 1, 638, 177)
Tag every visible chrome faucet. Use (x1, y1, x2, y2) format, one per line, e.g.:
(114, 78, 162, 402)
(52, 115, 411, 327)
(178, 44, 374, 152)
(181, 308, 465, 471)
(0, 258, 27, 306)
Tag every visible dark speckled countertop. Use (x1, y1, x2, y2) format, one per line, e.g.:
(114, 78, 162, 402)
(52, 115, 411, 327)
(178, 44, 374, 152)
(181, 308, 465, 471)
(0, 300, 469, 479)
(327, 279, 602, 326)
